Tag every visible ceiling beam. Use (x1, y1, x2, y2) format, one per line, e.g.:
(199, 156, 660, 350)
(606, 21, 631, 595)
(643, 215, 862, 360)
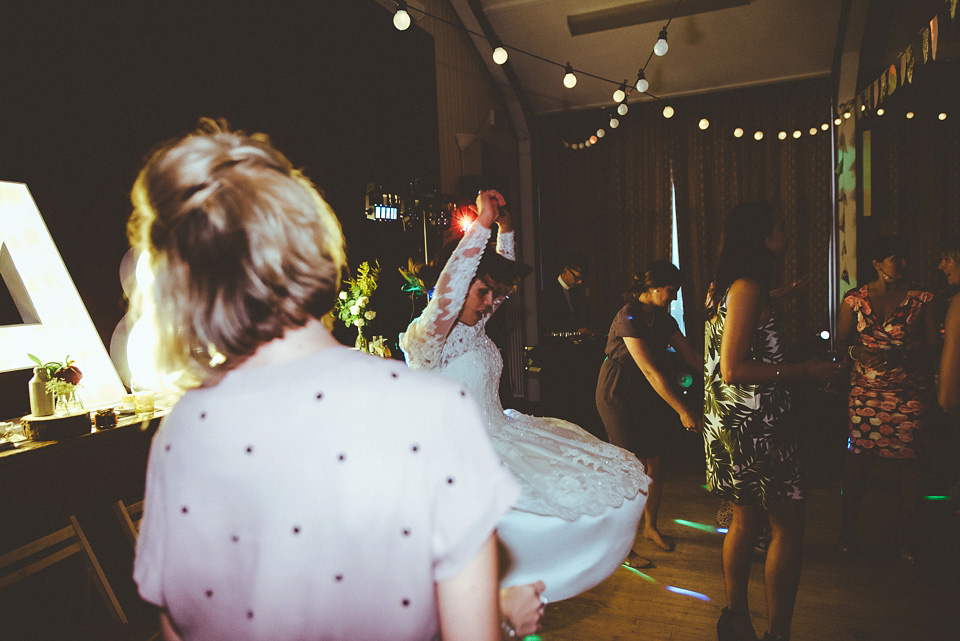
(568, 0, 750, 36)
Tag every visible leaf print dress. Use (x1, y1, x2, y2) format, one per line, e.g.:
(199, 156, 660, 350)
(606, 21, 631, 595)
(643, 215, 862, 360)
(843, 285, 934, 459)
(703, 291, 800, 507)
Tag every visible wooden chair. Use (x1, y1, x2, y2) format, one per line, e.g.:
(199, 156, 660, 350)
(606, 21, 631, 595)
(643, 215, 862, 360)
(114, 499, 144, 549)
(0, 515, 128, 625)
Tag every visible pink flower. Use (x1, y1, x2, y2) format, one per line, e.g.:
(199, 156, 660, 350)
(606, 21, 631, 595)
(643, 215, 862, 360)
(856, 407, 876, 417)
(876, 437, 890, 447)
(899, 421, 915, 430)
(900, 432, 913, 443)
(890, 414, 907, 424)
(905, 400, 923, 411)
(865, 399, 880, 407)
(850, 429, 862, 438)
(869, 417, 882, 426)
(856, 439, 875, 449)
(850, 416, 862, 425)
(878, 425, 894, 435)
(879, 401, 898, 411)
(856, 320, 866, 332)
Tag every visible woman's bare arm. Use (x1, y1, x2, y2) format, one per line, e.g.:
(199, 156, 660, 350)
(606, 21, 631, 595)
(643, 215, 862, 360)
(436, 534, 500, 641)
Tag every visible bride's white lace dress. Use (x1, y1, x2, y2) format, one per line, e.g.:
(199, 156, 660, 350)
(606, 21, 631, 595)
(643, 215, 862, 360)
(400, 222, 648, 600)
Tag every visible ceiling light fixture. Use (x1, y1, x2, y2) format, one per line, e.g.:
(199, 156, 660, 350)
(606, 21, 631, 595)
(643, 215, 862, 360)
(609, 116, 620, 128)
(563, 63, 577, 88)
(393, 1, 411, 31)
(733, 128, 744, 138)
(654, 28, 669, 56)
(617, 103, 628, 116)
(662, 105, 674, 119)
(492, 41, 508, 65)
(754, 131, 764, 140)
(635, 69, 649, 93)
(613, 82, 626, 103)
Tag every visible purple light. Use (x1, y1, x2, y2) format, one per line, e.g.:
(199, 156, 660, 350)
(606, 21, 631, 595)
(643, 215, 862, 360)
(666, 586, 711, 601)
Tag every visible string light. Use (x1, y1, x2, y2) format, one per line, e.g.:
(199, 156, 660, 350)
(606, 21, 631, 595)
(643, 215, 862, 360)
(906, 111, 915, 119)
(492, 41, 508, 65)
(821, 123, 829, 130)
(613, 82, 626, 103)
(597, 129, 605, 138)
(698, 118, 709, 130)
(617, 103, 629, 116)
(654, 28, 669, 56)
(778, 131, 787, 140)
(754, 131, 764, 140)
(809, 127, 817, 135)
(662, 105, 674, 118)
(563, 63, 577, 88)
(733, 127, 744, 138)
(843, 111, 851, 119)
(393, 1, 411, 31)
(792, 130, 801, 139)
(609, 116, 620, 128)
(635, 69, 649, 93)
(939, 112, 947, 120)
(876, 108, 885, 116)
(589, 135, 598, 144)
(834, 117, 842, 125)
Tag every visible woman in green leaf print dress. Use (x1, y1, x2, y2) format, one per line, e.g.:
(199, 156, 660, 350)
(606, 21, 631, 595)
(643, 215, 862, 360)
(703, 203, 843, 641)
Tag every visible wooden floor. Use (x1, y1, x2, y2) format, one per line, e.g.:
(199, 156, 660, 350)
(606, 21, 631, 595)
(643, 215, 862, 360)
(537, 447, 960, 641)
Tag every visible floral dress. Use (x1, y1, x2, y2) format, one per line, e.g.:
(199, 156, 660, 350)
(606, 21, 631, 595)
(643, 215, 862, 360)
(844, 285, 934, 459)
(703, 291, 800, 507)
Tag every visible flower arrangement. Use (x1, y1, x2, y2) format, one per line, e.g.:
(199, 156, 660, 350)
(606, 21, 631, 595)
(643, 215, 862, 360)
(334, 261, 380, 349)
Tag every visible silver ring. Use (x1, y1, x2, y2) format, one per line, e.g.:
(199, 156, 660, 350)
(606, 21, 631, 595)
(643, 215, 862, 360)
(539, 594, 549, 606)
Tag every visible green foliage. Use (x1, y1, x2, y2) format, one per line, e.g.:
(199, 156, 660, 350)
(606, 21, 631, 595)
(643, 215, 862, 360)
(334, 261, 381, 330)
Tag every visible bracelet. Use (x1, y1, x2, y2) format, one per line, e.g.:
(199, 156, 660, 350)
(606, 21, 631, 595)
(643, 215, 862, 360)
(500, 619, 517, 639)
(848, 346, 857, 361)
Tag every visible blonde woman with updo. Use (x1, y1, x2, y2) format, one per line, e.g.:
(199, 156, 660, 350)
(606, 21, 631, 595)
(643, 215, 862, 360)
(130, 120, 520, 641)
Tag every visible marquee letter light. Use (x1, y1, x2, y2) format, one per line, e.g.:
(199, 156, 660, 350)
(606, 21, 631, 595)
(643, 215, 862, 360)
(0, 181, 125, 407)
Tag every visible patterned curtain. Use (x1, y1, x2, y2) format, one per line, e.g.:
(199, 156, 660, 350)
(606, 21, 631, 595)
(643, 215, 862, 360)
(673, 79, 835, 353)
(537, 101, 676, 330)
(537, 78, 835, 354)
(860, 58, 960, 296)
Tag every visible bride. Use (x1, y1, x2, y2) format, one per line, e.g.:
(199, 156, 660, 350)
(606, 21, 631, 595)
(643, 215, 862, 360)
(400, 190, 649, 601)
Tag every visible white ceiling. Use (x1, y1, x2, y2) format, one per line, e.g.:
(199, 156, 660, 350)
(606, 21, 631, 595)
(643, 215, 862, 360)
(454, 0, 845, 115)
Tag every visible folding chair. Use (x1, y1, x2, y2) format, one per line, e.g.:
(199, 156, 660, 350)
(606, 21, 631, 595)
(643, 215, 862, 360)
(0, 515, 128, 624)
(114, 499, 144, 549)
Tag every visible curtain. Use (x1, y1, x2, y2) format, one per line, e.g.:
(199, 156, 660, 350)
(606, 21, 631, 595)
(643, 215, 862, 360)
(537, 78, 835, 354)
(672, 79, 835, 353)
(537, 101, 676, 330)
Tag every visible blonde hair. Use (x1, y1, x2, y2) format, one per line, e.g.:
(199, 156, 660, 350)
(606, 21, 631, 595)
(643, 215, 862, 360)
(128, 118, 346, 385)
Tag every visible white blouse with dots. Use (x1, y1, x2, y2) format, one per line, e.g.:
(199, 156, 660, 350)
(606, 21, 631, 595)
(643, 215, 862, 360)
(133, 346, 519, 641)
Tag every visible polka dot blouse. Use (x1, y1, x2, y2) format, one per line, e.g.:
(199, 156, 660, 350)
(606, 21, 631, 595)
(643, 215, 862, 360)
(133, 347, 518, 641)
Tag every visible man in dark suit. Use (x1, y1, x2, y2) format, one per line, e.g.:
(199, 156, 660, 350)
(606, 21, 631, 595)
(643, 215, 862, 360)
(536, 255, 606, 439)
(539, 255, 589, 336)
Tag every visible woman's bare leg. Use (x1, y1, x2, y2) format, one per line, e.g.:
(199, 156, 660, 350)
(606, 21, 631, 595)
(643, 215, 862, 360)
(763, 499, 806, 640)
(723, 504, 764, 637)
(641, 456, 674, 550)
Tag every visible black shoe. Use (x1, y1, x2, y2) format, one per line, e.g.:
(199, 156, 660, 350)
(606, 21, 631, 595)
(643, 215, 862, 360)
(717, 607, 757, 641)
(761, 633, 787, 641)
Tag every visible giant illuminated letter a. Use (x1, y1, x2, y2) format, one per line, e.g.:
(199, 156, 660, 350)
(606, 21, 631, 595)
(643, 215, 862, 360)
(0, 181, 125, 407)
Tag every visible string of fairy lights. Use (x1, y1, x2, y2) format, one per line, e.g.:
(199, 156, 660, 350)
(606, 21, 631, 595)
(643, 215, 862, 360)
(388, 0, 955, 151)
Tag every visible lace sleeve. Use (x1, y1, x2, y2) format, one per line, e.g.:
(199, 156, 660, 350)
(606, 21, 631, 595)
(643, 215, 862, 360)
(400, 223, 492, 370)
(483, 230, 516, 321)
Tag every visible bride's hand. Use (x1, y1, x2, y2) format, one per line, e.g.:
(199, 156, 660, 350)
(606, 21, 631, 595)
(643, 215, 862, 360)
(475, 189, 506, 229)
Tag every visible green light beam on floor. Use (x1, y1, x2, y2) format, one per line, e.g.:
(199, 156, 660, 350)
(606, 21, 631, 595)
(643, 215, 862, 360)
(621, 563, 656, 582)
(674, 518, 725, 533)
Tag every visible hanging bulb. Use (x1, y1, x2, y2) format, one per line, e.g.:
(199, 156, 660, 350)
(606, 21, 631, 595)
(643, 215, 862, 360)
(906, 111, 915, 119)
(876, 108, 885, 116)
(563, 63, 577, 88)
(939, 112, 947, 120)
(778, 131, 787, 140)
(618, 103, 628, 116)
(492, 42, 508, 65)
(698, 118, 710, 130)
(609, 116, 620, 128)
(597, 129, 605, 138)
(843, 111, 851, 119)
(654, 28, 669, 56)
(821, 123, 829, 131)
(635, 69, 649, 93)
(590, 135, 598, 145)
(809, 128, 817, 136)
(393, 1, 411, 30)
(833, 117, 842, 125)
(754, 131, 764, 140)
(662, 105, 674, 119)
(613, 82, 626, 103)
(733, 128, 744, 138)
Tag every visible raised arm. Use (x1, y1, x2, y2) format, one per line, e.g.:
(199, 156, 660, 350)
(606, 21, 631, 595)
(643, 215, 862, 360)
(401, 191, 504, 369)
(624, 337, 699, 431)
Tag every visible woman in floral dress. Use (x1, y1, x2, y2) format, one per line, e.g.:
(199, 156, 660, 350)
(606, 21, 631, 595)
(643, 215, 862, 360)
(836, 236, 938, 560)
(704, 202, 842, 641)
